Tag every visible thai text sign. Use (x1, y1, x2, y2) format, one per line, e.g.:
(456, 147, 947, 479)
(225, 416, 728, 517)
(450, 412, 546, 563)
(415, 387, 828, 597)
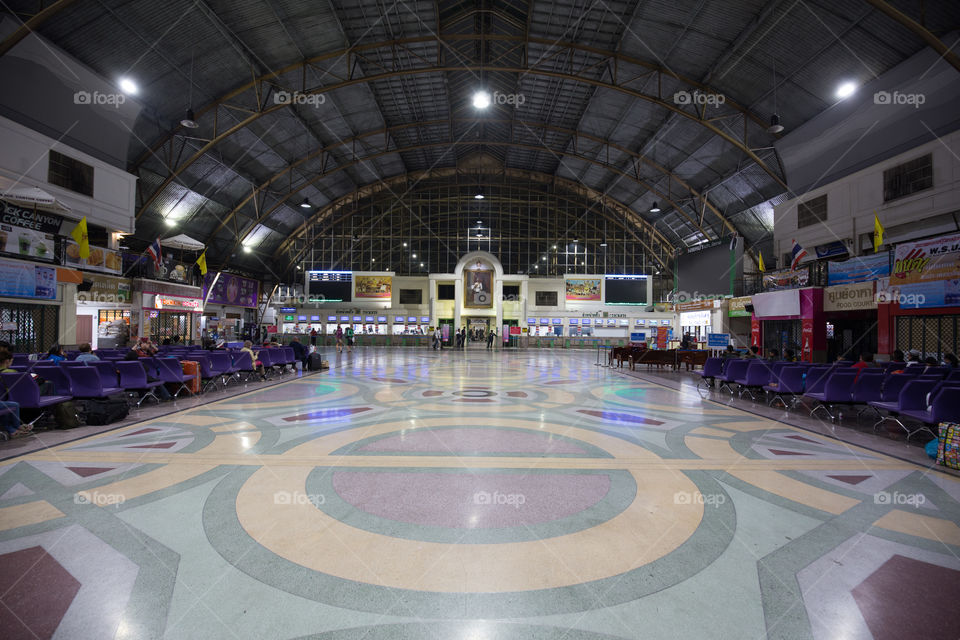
(893, 232, 960, 285)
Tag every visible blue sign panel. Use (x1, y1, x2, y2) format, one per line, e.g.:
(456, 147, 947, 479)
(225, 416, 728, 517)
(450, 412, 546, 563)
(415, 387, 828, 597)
(707, 333, 730, 348)
(827, 253, 890, 285)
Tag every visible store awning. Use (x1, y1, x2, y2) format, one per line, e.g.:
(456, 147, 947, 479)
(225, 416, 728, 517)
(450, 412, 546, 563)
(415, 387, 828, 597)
(0, 185, 72, 213)
(160, 234, 205, 251)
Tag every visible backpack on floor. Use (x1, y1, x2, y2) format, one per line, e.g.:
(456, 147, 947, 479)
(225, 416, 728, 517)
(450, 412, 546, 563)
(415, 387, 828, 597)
(84, 398, 130, 426)
(308, 352, 324, 371)
(937, 422, 959, 470)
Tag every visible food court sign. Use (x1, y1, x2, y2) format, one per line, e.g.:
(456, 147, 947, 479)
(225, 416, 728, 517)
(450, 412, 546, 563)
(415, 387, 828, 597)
(823, 282, 876, 311)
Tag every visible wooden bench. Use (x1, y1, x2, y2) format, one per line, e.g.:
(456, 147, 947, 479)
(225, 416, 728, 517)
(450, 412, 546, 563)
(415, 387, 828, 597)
(678, 350, 709, 370)
(630, 349, 677, 370)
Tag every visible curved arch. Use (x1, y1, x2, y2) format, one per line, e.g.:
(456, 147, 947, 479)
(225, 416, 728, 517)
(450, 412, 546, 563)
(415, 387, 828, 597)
(271, 168, 678, 275)
(202, 118, 739, 250)
(134, 35, 787, 218)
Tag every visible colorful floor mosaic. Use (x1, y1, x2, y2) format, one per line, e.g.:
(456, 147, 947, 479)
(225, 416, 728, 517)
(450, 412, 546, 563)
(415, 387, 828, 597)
(1, 350, 959, 639)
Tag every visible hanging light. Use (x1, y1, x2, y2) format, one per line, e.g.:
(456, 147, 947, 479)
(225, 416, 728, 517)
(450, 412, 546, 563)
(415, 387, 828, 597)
(181, 108, 199, 129)
(300, 198, 312, 209)
(472, 90, 491, 109)
(650, 202, 661, 213)
(474, 192, 484, 200)
(767, 114, 784, 134)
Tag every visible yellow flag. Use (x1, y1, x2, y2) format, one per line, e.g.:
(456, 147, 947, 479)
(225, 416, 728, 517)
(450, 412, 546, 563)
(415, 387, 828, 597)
(874, 213, 885, 252)
(69, 217, 90, 259)
(196, 250, 207, 276)
(757, 251, 766, 272)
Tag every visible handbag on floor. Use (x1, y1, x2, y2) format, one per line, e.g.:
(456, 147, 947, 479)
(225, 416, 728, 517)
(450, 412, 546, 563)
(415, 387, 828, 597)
(937, 422, 959, 470)
(84, 398, 129, 426)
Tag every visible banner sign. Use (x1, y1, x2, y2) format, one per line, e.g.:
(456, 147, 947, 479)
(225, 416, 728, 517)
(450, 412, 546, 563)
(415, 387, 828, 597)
(823, 282, 877, 312)
(354, 275, 392, 299)
(465, 268, 493, 308)
(762, 267, 809, 291)
(814, 240, 849, 259)
(0, 258, 56, 299)
(656, 326, 669, 349)
(203, 273, 258, 308)
(76, 274, 132, 303)
(707, 333, 730, 348)
(150, 293, 202, 311)
(64, 240, 122, 275)
(565, 278, 601, 301)
(801, 318, 814, 362)
(893, 232, 960, 285)
(728, 296, 752, 317)
(0, 223, 56, 262)
(752, 289, 801, 317)
(0, 200, 63, 233)
(827, 252, 890, 285)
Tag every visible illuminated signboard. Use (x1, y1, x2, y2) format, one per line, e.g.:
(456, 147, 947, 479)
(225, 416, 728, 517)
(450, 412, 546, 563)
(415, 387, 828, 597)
(365, 316, 374, 322)
(394, 316, 405, 323)
(297, 315, 307, 322)
(407, 316, 418, 322)
(327, 315, 336, 322)
(540, 318, 549, 325)
(527, 318, 536, 324)
(421, 316, 430, 323)
(280, 307, 296, 312)
(310, 315, 320, 321)
(552, 318, 562, 325)
(284, 315, 295, 322)
(569, 318, 578, 324)
(340, 316, 350, 322)
(154, 295, 201, 310)
(377, 316, 387, 322)
(582, 319, 591, 325)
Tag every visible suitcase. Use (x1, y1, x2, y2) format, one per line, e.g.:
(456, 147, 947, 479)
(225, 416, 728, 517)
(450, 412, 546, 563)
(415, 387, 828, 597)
(180, 360, 201, 395)
(308, 352, 323, 371)
(84, 398, 129, 425)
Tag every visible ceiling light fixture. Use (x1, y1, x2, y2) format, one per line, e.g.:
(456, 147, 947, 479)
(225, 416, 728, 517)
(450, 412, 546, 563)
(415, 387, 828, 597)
(242, 245, 252, 253)
(767, 59, 784, 134)
(650, 202, 661, 213)
(767, 114, 784, 134)
(472, 90, 491, 109)
(836, 81, 857, 100)
(411, 253, 417, 258)
(300, 198, 311, 208)
(180, 50, 199, 128)
(474, 193, 484, 200)
(164, 218, 176, 227)
(119, 77, 138, 95)
(600, 242, 607, 247)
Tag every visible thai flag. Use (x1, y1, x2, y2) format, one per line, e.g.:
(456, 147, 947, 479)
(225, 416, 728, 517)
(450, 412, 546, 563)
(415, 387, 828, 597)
(790, 239, 808, 270)
(147, 238, 162, 270)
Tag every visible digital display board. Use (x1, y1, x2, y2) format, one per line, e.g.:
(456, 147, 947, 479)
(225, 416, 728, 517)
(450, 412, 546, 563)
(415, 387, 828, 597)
(527, 318, 537, 324)
(352, 316, 361, 322)
(297, 315, 307, 322)
(569, 318, 578, 324)
(421, 317, 430, 323)
(327, 315, 337, 322)
(310, 315, 320, 321)
(280, 307, 296, 313)
(394, 316, 405, 323)
(340, 316, 350, 322)
(552, 318, 562, 325)
(307, 271, 352, 302)
(540, 318, 549, 325)
(604, 274, 648, 305)
(407, 316, 417, 322)
(365, 316, 374, 322)
(582, 319, 591, 325)
(377, 316, 387, 322)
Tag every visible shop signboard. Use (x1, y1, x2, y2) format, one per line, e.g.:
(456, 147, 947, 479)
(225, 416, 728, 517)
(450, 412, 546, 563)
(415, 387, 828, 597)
(76, 274, 132, 303)
(203, 273, 258, 308)
(0, 258, 56, 299)
(354, 275, 392, 299)
(762, 267, 809, 291)
(0, 200, 63, 232)
(152, 294, 202, 311)
(827, 252, 890, 285)
(565, 278, 601, 301)
(893, 232, 960, 285)
(823, 282, 876, 312)
(64, 240, 122, 274)
(728, 296, 752, 317)
(814, 240, 849, 259)
(0, 223, 56, 262)
(707, 333, 730, 348)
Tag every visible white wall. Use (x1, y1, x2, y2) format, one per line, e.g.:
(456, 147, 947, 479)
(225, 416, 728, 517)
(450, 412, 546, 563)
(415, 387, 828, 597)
(0, 116, 137, 233)
(772, 130, 960, 264)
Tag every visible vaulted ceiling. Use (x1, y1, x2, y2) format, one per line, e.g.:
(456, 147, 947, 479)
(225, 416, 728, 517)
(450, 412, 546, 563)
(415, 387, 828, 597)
(4, 0, 957, 281)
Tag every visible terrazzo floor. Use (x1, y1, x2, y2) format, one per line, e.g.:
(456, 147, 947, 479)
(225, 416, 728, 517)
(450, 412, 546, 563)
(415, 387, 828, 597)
(1, 348, 959, 639)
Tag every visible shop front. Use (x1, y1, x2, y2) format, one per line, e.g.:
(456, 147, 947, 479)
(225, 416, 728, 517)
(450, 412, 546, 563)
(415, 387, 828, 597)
(0, 256, 59, 352)
(752, 287, 825, 362)
(876, 231, 960, 359)
(726, 296, 752, 348)
(822, 281, 878, 361)
(143, 293, 202, 343)
(75, 273, 133, 348)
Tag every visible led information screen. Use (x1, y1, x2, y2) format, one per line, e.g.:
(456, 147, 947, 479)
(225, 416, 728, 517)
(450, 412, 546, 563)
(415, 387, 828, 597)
(604, 275, 648, 305)
(307, 271, 352, 302)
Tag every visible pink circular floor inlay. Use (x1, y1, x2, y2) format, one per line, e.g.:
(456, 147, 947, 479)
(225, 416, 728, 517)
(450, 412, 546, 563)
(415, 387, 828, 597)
(357, 427, 588, 455)
(332, 471, 611, 528)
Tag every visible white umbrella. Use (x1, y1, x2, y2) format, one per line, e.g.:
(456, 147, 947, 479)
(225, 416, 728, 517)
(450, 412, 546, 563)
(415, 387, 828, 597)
(160, 233, 205, 251)
(0, 185, 72, 213)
